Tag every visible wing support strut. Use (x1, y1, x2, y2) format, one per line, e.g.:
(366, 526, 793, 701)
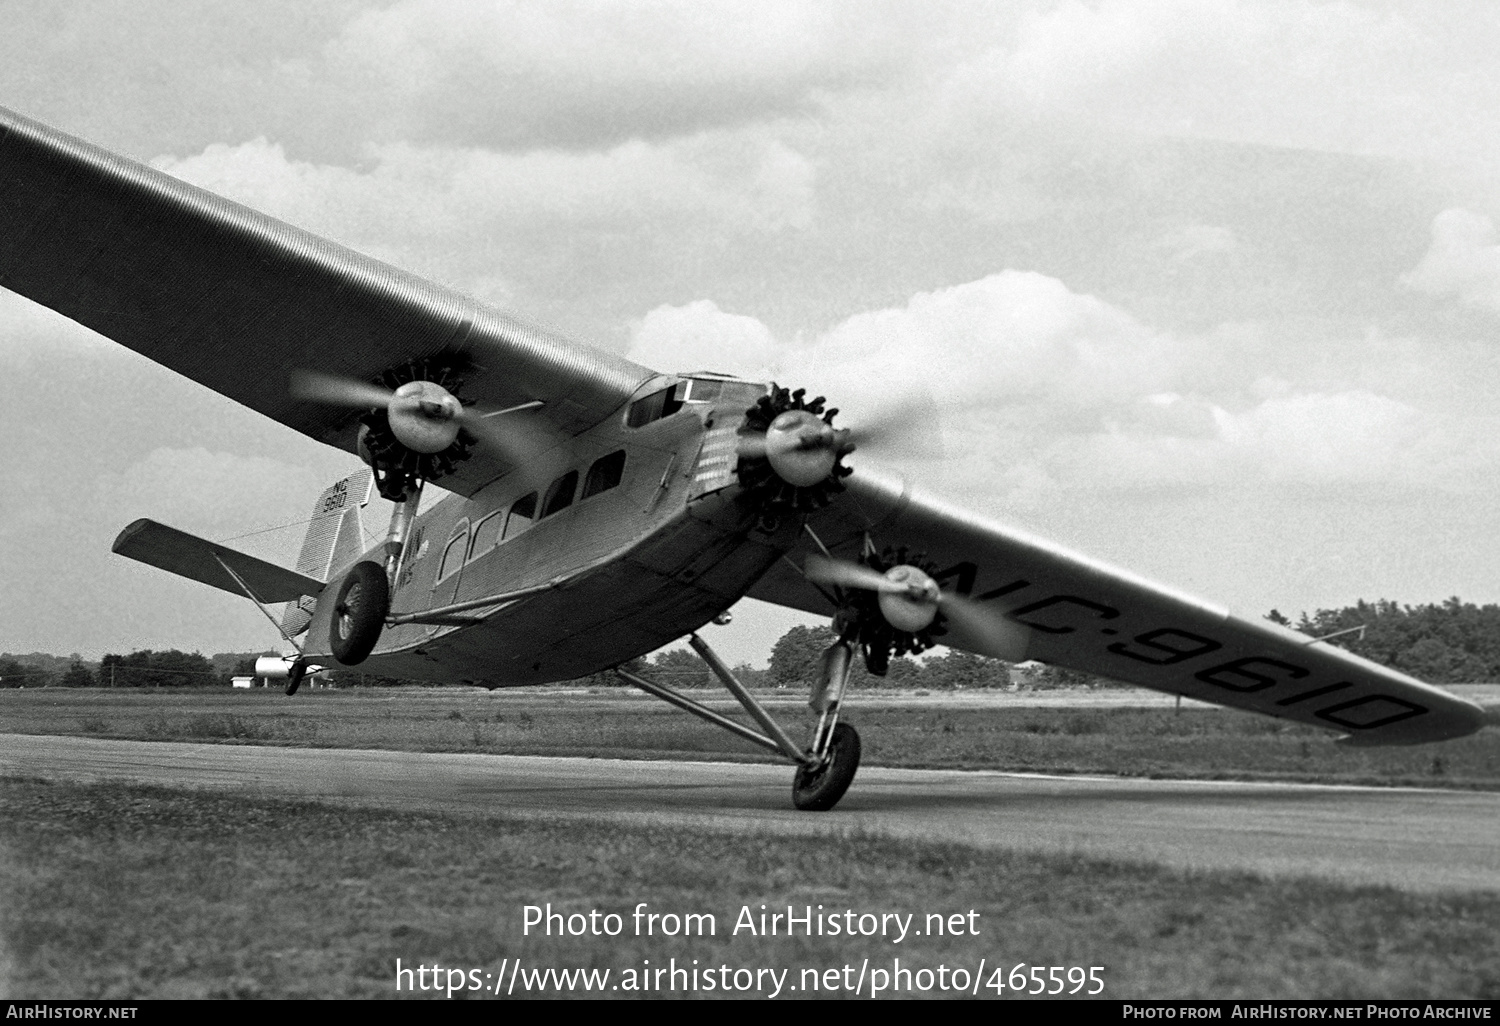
(211, 554, 314, 695)
(689, 633, 810, 763)
(615, 632, 812, 767)
(211, 554, 303, 655)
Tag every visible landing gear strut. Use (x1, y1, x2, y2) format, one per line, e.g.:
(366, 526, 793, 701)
(616, 630, 862, 812)
(796, 638, 860, 810)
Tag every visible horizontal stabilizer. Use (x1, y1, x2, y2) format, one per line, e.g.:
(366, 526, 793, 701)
(112, 519, 325, 604)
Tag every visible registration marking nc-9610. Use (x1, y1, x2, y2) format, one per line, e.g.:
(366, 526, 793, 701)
(931, 563, 1430, 733)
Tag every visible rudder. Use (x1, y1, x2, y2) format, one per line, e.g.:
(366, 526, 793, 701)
(279, 469, 373, 637)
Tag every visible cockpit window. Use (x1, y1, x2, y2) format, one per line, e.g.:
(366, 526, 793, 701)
(686, 378, 723, 402)
(627, 384, 686, 427)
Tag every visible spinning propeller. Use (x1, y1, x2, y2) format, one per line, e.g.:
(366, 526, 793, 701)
(804, 554, 1028, 663)
(290, 369, 552, 499)
(735, 386, 945, 529)
(736, 389, 944, 484)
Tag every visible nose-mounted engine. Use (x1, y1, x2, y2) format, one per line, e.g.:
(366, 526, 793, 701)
(735, 386, 855, 530)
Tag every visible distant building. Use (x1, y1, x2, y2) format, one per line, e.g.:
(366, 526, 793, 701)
(231, 676, 254, 689)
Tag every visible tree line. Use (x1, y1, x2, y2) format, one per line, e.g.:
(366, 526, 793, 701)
(7, 596, 1500, 689)
(1266, 598, 1500, 683)
(0, 650, 272, 688)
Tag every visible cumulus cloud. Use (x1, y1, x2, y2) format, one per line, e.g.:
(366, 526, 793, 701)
(1157, 224, 1238, 262)
(322, 0, 918, 149)
(946, 0, 1500, 167)
(1403, 208, 1500, 313)
(151, 128, 816, 297)
(794, 272, 1171, 409)
(630, 299, 780, 377)
(631, 270, 1173, 410)
(629, 271, 1500, 502)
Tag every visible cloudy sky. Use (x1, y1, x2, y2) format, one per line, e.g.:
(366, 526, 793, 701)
(4, 0, 1500, 667)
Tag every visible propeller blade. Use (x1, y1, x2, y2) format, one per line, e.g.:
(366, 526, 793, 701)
(454, 406, 566, 492)
(804, 555, 907, 594)
(736, 433, 768, 460)
(937, 592, 1030, 662)
(292, 371, 566, 491)
(289, 370, 396, 410)
(841, 389, 945, 461)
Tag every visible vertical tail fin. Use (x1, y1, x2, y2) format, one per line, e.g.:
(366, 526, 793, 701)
(279, 468, 373, 637)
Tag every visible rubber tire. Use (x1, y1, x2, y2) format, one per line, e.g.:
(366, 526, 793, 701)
(792, 723, 861, 811)
(328, 561, 389, 666)
(284, 659, 308, 696)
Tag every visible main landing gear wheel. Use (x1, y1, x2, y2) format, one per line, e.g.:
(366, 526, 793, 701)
(328, 561, 389, 665)
(792, 723, 861, 811)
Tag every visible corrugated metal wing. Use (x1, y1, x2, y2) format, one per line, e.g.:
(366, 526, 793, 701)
(747, 468, 1488, 746)
(0, 106, 656, 496)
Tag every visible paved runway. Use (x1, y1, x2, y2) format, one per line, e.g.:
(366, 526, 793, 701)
(4, 733, 1498, 893)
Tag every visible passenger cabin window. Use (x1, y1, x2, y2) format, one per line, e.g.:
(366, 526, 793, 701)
(626, 383, 685, 427)
(582, 450, 626, 499)
(437, 523, 469, 581)
(503, 492, 537, 539)
(468, 510, 502, 561)
(540, 471, 578, 517)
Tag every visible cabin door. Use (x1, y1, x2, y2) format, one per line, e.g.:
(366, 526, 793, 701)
(428, 519, 470, 634)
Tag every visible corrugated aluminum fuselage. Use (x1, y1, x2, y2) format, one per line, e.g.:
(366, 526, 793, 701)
(304, 379, 802, 685)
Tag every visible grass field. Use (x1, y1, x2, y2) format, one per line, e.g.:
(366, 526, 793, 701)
(3, 777, 1498, 1000)
(1, 686, 1497, 790)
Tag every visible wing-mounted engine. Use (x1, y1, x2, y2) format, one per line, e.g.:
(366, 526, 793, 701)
(291, 354, 556, 503)
(804, 549, 1031, 673)
(827, 547, 948, 676)
(355, 357, 476, 501)
(292, 355, 479, 502)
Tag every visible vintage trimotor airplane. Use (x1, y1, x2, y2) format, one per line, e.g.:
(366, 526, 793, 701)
(0, 106, 1488, 811)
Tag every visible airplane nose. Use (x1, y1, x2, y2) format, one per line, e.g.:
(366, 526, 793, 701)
(764, 410, 841, 487)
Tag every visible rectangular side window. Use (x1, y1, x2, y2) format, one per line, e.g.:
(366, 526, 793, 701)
(540, 471, 578, 517)
(468, 510, 502, 560)
(582, 450, 626, 499)
(503, 492, 537, 540)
